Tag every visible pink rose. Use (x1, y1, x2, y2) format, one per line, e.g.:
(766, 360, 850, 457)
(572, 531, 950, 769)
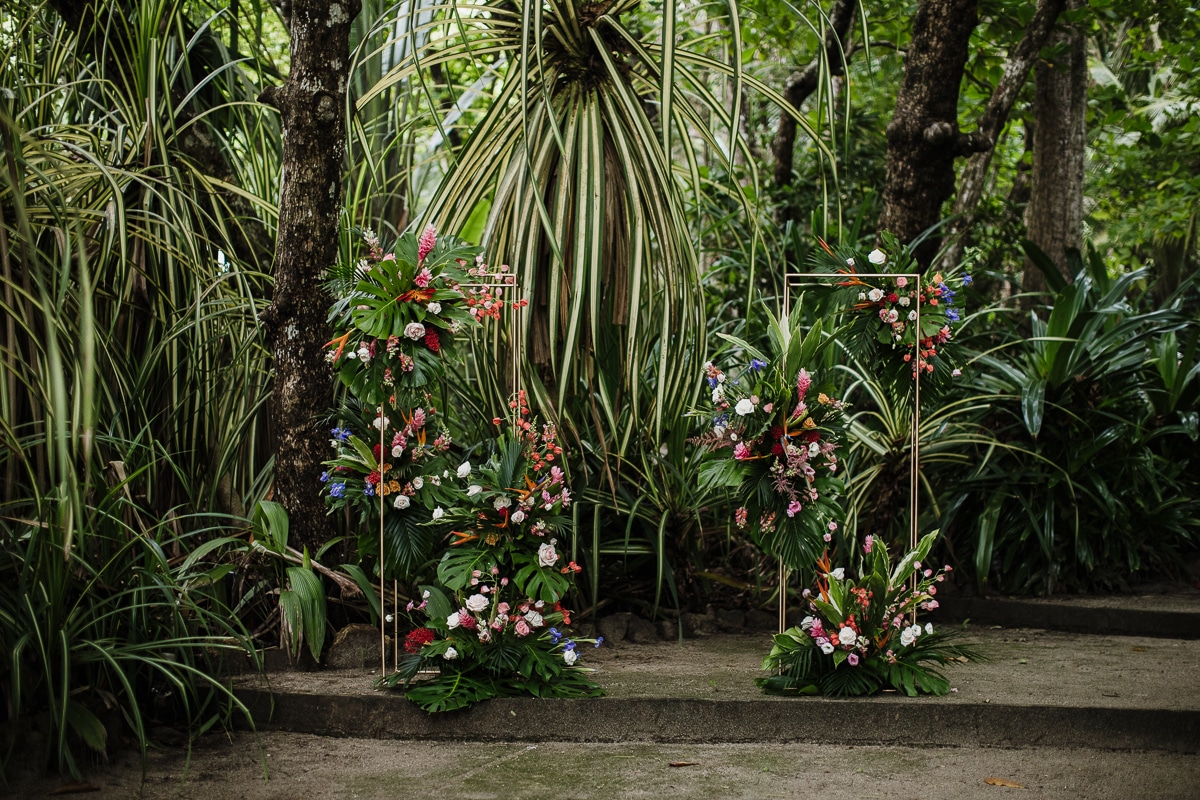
(514, 618, 531, 637)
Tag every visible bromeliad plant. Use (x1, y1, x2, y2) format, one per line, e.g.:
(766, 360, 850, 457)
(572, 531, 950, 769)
(694, 307, 848, 570)
(380, 393, 602, 711)
(759, 532, 983, 697)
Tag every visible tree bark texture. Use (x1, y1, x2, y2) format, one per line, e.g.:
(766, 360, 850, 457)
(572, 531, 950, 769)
(1022, 0, 1086, 296)
(260, 0, 359, 552)
(938, 0, 1068, 273)
(770, 0, 859, 192)
(877, 0, 980, 268)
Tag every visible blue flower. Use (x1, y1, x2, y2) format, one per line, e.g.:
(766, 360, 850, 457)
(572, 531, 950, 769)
(563, 640, 577, 652)
(364, 485, 375, 497)
(329, 482, 346, 498)
(939, 286, 956, 304)
(331, 426, 351, 442)
(707, 377, 717, 389)
(548, 627, 563, 644)
(962, 274, 973, 286)
(320, 471, 329, 482)
(594, 637, 604, 648)
(946, 308, 960, 323)
(749, 358, 768, 371)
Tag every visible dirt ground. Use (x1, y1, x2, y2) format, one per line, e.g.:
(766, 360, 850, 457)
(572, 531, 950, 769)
(8, 731, 1199, 800)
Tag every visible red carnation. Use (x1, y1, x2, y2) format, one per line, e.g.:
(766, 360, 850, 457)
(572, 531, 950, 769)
(803, 431, 821, 444)
(372, 444, 383, 460)
(771, 443, 785, 456)
(404, 627, 435, 654)
(769, 426, 785, 441)
(424, 329, 441, 352)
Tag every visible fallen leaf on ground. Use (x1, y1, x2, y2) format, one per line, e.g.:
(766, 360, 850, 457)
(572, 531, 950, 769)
(669, 762, 700, 768)
(984, 777, 1026, 789)
(1131, 647, 1146, 652)
(49, 781, 100, 795)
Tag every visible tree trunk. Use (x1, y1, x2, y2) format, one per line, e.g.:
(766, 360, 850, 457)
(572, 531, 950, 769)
(259, 0, 359, 552)
(1023, 0, 1086, 296)
(877, 0, 980, 268)
(770, 0, 859, 196)
(938, 0, 1068, 273)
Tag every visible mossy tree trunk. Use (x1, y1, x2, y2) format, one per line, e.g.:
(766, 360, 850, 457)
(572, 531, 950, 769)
(260, 0, 360, 552)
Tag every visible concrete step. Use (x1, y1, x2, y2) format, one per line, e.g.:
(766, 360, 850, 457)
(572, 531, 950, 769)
(233, 626, 1200, 753)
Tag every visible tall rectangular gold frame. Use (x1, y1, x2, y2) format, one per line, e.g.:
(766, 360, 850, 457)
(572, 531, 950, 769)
(779, 272, 923, 633)
(376, 272, 524, 674)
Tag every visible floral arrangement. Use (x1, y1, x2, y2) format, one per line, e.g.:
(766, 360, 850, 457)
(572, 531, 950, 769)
(692, 306, 848, 570)
(322, 224, 519, 405)
(812, 233, 970, 391)
(758, 532, 983, 697)
(379, 392, 602, 711)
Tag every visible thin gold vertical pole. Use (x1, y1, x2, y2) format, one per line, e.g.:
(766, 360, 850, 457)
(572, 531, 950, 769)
(392, 579, 399, 668)
(911, 278, 922, 615)
(379, 403, 387, 675)
(780, 278, 793, 635)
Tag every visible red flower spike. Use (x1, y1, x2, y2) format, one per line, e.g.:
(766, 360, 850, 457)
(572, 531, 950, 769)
(424, 329, 441, 352)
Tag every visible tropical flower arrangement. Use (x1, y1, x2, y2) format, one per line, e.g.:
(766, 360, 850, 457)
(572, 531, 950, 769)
(812, 233, 970, 391)
(692, 307, 848, 570)
(758, 532, 983, 697)
(379, 392, 603, 711)
(322, 224, 517, 404)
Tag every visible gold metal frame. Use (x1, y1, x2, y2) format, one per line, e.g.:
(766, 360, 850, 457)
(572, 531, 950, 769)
(377, 272, 524, 674)
(778, 272, 923, 633)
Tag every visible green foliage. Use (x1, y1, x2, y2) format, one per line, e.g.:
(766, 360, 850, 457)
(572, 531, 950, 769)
(758, 534, 985, 697)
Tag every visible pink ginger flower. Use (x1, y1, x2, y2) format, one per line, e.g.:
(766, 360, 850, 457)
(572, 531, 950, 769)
(863, 534, 874, 554)
(414, 267, 433, 288)
(733, 442, 751, 460)
(796, 368, 812, 401)
(412, 408, 427, 428)
(417, 224, 436, 261)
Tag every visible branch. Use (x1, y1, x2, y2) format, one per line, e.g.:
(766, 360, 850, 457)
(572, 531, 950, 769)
(771, 0, 860, 190)
(939, 0, 1070, 271)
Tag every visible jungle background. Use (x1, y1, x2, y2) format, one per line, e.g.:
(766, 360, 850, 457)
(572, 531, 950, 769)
(2, 0, 1198, 777)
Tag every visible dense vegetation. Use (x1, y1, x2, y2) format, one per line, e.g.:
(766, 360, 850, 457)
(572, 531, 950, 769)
(2, 0, 1197, 778)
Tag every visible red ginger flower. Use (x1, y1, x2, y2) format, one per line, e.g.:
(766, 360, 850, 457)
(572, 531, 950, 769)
(424, 329, 440, 352)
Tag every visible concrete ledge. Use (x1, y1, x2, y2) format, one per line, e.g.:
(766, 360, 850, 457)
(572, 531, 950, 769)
(932, 597, 1200, 639)
(233, 687, 1200, 754)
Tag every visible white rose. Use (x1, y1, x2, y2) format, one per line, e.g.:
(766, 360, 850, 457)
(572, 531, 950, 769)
(427, 301, 442, 314)
(563, 648, 578, 665)
(899, 296, 911, 307)
(867, 288, 884, 303)
(432, 506, 446, 520)
(538, 541, 559, 567)
(511, 510, 526, 523)
(404, 322, 426, 340)
(393, 494, 410, 509)
(456, 461, 472, 478)
(466, 485, 482, 497)
(908, 310, 917, 321)
(925, 622, 934, 635)
(356, 346, 371, 361)
(830, 568, 845, 580)
(465, 594, 489, 612)
(443, 646, 458, 660)
(734, 398, 755, 416)
(838, 627, 857, 647)
(391, 446, 404, 458)
(820, 642, 835, 655)
(524, 610, 544, 627)
(372, 416, 390, 430)
(446, 612, 461, 629)
(900, 628, 915, 647)
(808, 441, 820, 457)
(868, 248, 887, 265)
(800, 615, 815, 630)
(412, 477, 424, 490)
(493, 496, 512, 511)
